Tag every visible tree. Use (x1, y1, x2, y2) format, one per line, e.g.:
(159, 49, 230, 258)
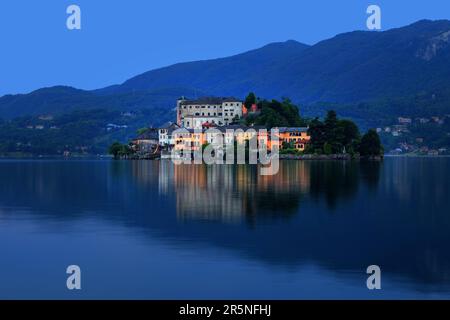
(108, 142, 122, 159)
(250, 98, 306, 128)
(338, 119, 360, 154)
(307, 117, 326, 153)
(360, 129, 383, 157)
(306, 111, 364, 155)
(323, 142, 332, 155)
(244, 92, 256, 107)
(324, 110, 342, 153)
(118, 144, 133, 157)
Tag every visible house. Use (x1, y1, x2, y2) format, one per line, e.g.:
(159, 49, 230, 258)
(107, 123, 128, 131)
(428, 149, 439, 156)
(131, 128, 159, 154)
(172, 125, 311, 154)
(38, 115, 54, 121)
(176, 97, 243, 129)
(398, 117, 412, 124)
(273, 127, 310, 152)
(242, 103, 260, 116)
(158, 122, 180, 150)
(173, 129, 205, 152)
(392, 124, 408, 133)
(431, 116, 440, 123)
(417, 117, 430, 124)
(173, 125, 266, 153)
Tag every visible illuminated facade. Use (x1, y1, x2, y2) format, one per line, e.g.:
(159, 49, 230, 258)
(176, 97, 243, 129)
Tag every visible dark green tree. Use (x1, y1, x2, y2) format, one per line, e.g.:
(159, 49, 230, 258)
(244, 92, 256, 107)
(108, 142, 123, 159)
(324, 110, 342, 153)
(360, 129, 383, 157)
(337, 119, 360, 154)
(307, 117, 326, 153)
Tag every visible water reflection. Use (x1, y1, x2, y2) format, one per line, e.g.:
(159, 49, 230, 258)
(0, 158, 449, 295)
(129, 160, 381, 222)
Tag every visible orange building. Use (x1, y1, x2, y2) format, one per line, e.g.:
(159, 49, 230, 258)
(172, 126, 310, 153)
(173, 129, 206, 152)
(270, 127, 310, 152)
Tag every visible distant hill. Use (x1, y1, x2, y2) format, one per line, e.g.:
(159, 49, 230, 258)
(1, 19, 450, 124)
(115, 40, 310, 97)
(109, 19, 450, 104)
(0, 86, 204, 120)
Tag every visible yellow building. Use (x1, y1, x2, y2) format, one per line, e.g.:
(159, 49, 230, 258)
(173, 129, 206, 151)
(172, 126, 310, 153)
(271, 127, 310, 151)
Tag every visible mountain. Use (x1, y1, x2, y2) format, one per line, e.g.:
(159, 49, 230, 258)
(1, 19, 450, 122)
(115, 40, 310, 97)
(111, 19, 450, 104)
(0, 86, 205, 120)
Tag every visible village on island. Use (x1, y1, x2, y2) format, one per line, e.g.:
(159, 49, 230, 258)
(109, 93, 383, 161)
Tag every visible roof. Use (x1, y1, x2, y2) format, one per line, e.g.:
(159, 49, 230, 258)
(216, 125, 267, 133)
(179, 97, 242, 106)
(159, 122, 180, 133)
(275, 127, 309, 133)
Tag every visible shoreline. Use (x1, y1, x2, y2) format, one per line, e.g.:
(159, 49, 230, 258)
(2, 154, 450, 160)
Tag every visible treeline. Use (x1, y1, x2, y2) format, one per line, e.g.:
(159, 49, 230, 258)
(307, 110, 383, 157)
(243, 93, 307, 128)
(0, 109, 149, 155)
(243, 93, 383, 157)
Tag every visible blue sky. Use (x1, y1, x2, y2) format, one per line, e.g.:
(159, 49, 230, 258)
(1, 0, 449, 96)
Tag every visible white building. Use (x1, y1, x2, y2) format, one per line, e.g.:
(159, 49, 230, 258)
(176, 97, 243, 129)
(158, 122, 180, 149)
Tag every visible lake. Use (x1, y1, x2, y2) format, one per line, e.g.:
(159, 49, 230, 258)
(0, 157, 449, 299)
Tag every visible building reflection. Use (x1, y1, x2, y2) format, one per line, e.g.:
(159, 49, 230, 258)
(128, 160, 381, 224)
(157, 161, 310, 223)
(2, 159, 450, 289)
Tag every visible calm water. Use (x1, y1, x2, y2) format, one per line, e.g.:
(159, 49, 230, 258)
(0, 158, 449, 299)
